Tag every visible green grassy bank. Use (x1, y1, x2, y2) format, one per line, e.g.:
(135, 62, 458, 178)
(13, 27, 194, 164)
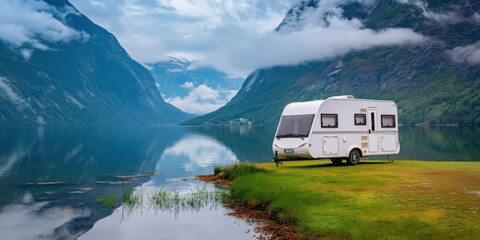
(221, 161, 480, 239)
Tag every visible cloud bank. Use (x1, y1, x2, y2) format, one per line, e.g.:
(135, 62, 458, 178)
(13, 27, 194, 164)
(0, 0, 89, 59)
(398, 0, 464, 25)
(448, 41, 480, 65)
(71, 0, 427, 76)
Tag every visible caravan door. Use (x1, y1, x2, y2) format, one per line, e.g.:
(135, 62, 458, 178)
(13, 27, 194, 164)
(368, 109, 379, 152)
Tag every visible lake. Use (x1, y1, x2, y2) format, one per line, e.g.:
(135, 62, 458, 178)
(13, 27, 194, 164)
(0, 126, 478, 239)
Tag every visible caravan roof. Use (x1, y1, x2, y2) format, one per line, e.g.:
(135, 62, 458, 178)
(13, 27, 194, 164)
(281, 95, 393, 117)
(282, 100, 324, 116)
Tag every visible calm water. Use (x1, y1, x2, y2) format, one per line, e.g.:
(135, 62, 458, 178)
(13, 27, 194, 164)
(0, 126, 478, 239)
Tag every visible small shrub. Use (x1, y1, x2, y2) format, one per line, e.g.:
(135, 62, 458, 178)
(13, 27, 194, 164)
(213, 165, 222, 175)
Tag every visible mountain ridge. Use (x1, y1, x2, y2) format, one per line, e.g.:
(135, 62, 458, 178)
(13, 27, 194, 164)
(0, 0, 193, 126)
(184, 0, 480, 126)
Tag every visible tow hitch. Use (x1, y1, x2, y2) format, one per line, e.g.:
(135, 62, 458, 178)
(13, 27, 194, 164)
(272, 151, 283, 167)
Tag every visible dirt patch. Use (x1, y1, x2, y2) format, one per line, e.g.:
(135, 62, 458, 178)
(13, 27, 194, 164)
(196, 174, 302, 240)
(195, 174, 232, 186)
(226, 200, 302, 240)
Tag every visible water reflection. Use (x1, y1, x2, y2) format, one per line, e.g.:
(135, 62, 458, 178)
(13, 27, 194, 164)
(161, 134, 238, 172)
(0, 127, 186, 239)
(81, 199, 254, 240)
(0, 125, 478, 240)
(0, 192, 90, 240)
(192, 126, 276, 163)
(398, 127, 480, 161)
(196, 126, 480, 162)
(80, 132, 254, 240)
(0, 146, 29, 177)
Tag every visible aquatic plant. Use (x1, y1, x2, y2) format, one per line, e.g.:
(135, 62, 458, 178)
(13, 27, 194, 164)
(148, 186, 231, 216)
(151, 187, 170, 209)
(98, 193, 118, 209)
(122, 185, 141, 207)
(99, 184, 232, 219)
(120, 185, 144, 219)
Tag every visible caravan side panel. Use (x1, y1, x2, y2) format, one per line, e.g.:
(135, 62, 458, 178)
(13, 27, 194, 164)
(308, 99, 398, 158)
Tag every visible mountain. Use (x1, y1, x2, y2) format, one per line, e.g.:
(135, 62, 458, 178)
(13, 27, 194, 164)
(185, 0, 480, 126)
(147, 57, 244, 115)
(0, 0, 192, 126)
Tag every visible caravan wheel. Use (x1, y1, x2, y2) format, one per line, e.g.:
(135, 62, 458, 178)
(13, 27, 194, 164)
(347, 149, 360, 165)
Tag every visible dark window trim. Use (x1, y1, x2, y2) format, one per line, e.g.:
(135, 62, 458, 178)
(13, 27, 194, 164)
(354, 114, 366, 126)
(321, 114, 338, 128)
(381, 115, 396, 128)
(282, 114, 316, 118)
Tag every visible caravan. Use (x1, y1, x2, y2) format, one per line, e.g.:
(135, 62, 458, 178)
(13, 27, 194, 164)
(272, 95, 400, 165)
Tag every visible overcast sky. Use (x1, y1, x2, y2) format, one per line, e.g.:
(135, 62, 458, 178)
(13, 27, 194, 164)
(69, 0, 427, 77)
(70, 0, 302, 76)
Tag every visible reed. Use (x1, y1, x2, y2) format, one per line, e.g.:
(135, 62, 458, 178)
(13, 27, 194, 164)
(98, 193, 117, 209)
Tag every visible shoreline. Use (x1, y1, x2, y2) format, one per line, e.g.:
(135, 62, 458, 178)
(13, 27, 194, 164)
(195, 175, 302, 240)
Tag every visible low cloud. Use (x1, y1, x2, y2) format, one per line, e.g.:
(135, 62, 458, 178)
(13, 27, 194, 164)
(447, 41, 480, 65)
(164, 84, 237, 115)
(72, 0, 426, 76)
(398, 0, 464, 25)
(200, 16, 426, 75)
(0, 0, 89, 59)
(473, 12, 480, 23)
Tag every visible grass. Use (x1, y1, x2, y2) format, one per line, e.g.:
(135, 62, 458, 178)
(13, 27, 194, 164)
(98, 193, 118, 209)
(99, 184, 230, 217)
(213, 162, 264, 180)
(229, 160, 480, 239)
(122, 185, 142, 208)
(150, 186, 230, 214)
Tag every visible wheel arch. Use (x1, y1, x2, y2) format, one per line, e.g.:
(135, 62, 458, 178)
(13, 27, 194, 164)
(347, 145, 364, 157)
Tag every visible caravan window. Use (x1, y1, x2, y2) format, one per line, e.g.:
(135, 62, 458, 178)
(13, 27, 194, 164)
(276, 115, 314, 138)
(321, 114, 338, 128)
(355, 114, 366, 125)
(381, 115, 396, 128)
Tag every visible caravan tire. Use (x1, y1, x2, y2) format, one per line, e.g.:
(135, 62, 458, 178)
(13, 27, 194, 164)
(347, 149, 360, 165)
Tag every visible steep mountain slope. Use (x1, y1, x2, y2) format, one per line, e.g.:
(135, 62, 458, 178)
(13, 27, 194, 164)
(0, 0, 192, 126)
(185, 0, 480, 126)
(148, 57, 244, 114)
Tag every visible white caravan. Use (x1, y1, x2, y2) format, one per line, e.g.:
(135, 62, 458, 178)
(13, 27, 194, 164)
(272, 95, 400, 165)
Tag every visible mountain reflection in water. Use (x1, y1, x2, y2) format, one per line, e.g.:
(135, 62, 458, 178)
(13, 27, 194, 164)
(0, 126, 478, 240)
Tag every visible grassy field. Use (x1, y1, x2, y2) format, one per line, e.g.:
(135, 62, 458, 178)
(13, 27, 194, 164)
(224, 160, 480, 239)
